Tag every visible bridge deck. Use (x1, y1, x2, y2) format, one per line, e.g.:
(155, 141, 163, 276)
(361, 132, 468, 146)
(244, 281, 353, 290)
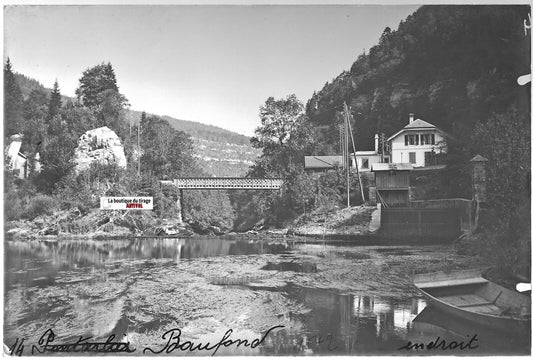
(162, 177, 283, 190)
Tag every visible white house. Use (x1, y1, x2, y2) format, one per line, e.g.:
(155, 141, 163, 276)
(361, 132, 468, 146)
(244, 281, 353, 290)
(387, 113, 447, 167)
(354, 134, 390, 172)
(5, 134, 41, 179)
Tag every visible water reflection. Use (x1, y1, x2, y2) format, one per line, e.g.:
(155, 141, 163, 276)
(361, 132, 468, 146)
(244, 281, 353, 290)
(262, 288, 529, 355)
(4, 238, 529, 356)
(262, 289, 427, 355)
(407, 307, 530, 355)
(4, 238, 291, 290)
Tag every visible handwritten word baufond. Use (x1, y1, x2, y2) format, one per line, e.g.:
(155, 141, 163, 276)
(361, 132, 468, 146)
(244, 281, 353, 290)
(143, 326, 284, 355)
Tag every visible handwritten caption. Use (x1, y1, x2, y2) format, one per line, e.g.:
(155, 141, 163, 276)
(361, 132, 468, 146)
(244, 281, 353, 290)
(6, 326, 286, 356)
(398, 334, 479, 351)
(100, 196, 153, 210)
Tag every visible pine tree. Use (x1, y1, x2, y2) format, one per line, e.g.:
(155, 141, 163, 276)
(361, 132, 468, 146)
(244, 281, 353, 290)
(75, 62, 128, 133)
(140, 111, 147, 126)
(4, 58, 24, 136)
(75, 62, 120, 108)
(47, 80, 62, 121)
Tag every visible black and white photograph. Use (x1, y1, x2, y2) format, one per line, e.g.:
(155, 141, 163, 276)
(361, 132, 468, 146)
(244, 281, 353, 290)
(3, 2, 531, 356)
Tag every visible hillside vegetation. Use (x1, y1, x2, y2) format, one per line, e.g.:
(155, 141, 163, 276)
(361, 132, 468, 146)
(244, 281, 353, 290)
(240, 5, 530, 276)
(306, 5, 530, 152)
(5, 6, 531, 275)
(14, 74, 260, 177)
(5, 62, 235, 234)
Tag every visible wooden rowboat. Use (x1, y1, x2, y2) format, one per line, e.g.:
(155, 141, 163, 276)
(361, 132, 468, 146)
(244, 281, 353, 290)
(414, 269, 531, 335)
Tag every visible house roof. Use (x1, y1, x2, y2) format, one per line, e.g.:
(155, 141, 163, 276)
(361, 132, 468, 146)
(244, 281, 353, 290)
(304, 156, 344, 169)
(355, 150, 378, 156)
(5, 138, 22, 164)
(387, 118, 445, 141)
(403, 119, 435, 129)
(371, 163, 413, 172)
(470, 155, 488, 162)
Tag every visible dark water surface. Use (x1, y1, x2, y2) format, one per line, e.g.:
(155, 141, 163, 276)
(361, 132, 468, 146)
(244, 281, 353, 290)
(4, 237, 529, 355)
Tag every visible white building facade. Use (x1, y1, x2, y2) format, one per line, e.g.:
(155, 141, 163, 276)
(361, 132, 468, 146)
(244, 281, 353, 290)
(353, 134, 390, 172)
(387, 114, 447, 167)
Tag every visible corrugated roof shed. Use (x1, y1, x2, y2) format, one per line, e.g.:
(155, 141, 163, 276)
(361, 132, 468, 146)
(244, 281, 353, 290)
(371, 163, 413, 172)
(304, 156, 344, 169)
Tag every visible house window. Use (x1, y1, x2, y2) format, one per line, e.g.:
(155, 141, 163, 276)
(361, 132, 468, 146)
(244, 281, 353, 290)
(421, 134, 435, 145)
(415, 134, 419, 145)
(409, 152, 416, 164)
(361, 158, 369, 169)
(404, 135, 408, 146)
(408, 134, 415, 145)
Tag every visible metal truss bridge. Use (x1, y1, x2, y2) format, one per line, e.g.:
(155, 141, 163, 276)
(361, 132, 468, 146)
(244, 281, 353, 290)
(161, 177, 283, 190)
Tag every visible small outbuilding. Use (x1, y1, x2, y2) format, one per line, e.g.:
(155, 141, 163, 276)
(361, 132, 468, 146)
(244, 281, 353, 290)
(371, 163, 413, 207)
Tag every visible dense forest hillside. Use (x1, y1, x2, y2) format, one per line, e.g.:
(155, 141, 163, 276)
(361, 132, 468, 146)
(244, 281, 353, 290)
(306, 5, 530, 151)
(14, 73, 260, 177)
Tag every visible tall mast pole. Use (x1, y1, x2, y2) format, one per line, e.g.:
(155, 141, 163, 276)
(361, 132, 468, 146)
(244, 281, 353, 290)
(137, 122, 141, 176)
(345, 103, 366, 202)
(344, 103, 350, 207)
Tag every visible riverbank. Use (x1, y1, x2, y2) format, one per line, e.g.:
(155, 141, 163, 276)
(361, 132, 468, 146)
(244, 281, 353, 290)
(4, 208, 195, 240)
(5, 204, 379, 241)
(286, 205, 377, 237)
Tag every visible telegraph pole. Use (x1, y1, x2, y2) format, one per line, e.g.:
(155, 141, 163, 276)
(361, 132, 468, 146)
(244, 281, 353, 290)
(137, 122, 141, 176)
(345, 103, 365, 202)
(344, 105, 350, 207)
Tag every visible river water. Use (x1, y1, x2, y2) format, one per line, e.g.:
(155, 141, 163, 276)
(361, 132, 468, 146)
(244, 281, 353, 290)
(4, 237, 530, 355)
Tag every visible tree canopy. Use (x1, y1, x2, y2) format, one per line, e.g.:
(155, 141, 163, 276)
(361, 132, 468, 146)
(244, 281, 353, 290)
(4, 58, 24, 136)
(75, 62, 120, 108)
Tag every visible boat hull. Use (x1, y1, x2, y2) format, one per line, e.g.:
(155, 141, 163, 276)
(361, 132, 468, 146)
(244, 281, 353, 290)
(419, 288, 530, 335)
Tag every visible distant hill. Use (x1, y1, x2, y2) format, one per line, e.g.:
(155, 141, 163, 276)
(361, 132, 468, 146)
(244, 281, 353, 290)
(14, 73, 260, 177)
(126, 110, 260, 176)
(15, 73, 72, 104)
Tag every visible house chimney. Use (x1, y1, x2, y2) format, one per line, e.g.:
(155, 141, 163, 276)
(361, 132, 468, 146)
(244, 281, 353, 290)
(409, 113, 414, 124)
(374, 134, 379, 152)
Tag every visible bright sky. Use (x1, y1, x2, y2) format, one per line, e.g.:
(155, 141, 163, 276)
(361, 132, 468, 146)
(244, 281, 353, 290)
(4, 4, 420, 136)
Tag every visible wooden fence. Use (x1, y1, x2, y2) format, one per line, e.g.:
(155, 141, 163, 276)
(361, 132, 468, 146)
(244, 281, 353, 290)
(379, 207, 461, 243)
(410, 198, 473, 232)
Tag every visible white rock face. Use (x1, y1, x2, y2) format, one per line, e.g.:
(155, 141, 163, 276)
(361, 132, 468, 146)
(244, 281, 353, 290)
(73, 126, 127, 174)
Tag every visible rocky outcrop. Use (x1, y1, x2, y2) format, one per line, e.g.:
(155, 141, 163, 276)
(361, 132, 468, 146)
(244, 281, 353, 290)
(73, 126, 127, 173)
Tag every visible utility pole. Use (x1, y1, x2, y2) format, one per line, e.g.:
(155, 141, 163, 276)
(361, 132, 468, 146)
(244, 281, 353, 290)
(345, 103, 366, 202)
(344, 105, 350, 207)
(137, 122, 141, 176)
